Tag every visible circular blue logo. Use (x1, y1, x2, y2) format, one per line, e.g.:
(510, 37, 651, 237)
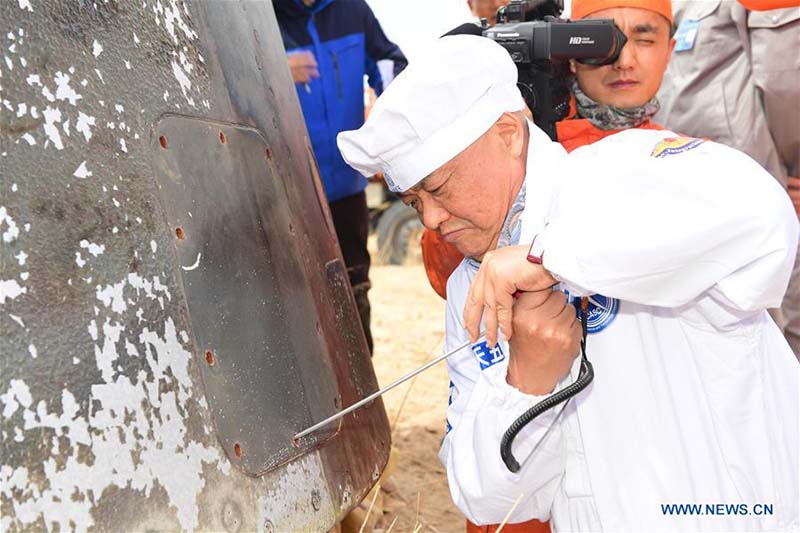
(567, 293, 619, 334)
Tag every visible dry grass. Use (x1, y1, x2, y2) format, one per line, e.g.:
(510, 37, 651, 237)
(369, 262, 463, 532)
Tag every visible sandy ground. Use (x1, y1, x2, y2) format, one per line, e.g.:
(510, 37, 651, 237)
(366, 262, 465, 532)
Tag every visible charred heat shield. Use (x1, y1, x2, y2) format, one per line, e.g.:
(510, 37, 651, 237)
(0, 1, 390, 531)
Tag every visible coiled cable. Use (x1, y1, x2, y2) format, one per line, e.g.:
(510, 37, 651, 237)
(500, 297, 594, 472)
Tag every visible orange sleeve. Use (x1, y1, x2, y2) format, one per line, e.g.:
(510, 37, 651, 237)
(738, 0, 800, 9)
(421, 229, 464, 300)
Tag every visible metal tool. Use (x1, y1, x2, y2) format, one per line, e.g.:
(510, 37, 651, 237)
(293, 334, 484, 441)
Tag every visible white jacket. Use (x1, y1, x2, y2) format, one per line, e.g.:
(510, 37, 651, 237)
(439, 125, 800, 532)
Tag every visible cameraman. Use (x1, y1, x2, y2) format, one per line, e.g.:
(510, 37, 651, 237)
(421, 0, 675, 300)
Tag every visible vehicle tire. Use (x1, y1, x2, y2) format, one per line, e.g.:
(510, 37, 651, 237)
(375, 201, 424, 265)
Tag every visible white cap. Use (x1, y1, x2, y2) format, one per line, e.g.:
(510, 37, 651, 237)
(337, 35, 525, 193)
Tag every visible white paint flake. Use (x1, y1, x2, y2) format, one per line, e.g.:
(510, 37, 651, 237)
(20, 133, 35, 145)
(150, 240, 157, 254)
(54, 71, 82, 105)
(119, 139, 127, 153)
(92, 39, 103, 58)
(171, 58, 194, 106)
(0, 279, 27, 304)
(15, 251, 27, 266)
(1, 379, 33, 418)
(17, 0, 33, 12)
(9, 314, 24, 328)
(41, 85, 55, 102)
(16, 102, 26, 117)
(1, 206, 20, 243)
(75, 252, 86, 267)
(76, 112, 96, 142)
(80, 240, 105, 257)
(25, 74, 41, 86)
(95, 280, 126, 314)
(28, 344, 37, 359)
(73, 161, 91, 179)
(42, 106, 64, 150)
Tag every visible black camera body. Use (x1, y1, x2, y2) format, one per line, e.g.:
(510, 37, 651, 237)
(483, 0, 627, 140)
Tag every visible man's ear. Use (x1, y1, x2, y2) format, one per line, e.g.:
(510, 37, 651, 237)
(495, 112, 526, 159)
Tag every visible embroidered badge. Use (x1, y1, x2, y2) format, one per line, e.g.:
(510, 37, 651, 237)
(471, 341, 505, 370)
(566, 292, 620, 334)
(651, 136, 705, 158)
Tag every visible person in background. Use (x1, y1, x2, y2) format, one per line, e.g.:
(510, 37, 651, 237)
(275, 0, 407, 354)
(422, 0, 675, 302)
(467, 0, 511, 25)
(656, 0, 800, 357)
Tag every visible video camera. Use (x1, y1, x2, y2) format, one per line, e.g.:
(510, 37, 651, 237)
(446, 0, 627, 140)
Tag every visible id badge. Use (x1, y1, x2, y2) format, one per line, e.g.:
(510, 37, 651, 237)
(674, 19, 700, 52)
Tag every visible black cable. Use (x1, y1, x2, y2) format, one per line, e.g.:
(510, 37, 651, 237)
(500, 297, 594, 473)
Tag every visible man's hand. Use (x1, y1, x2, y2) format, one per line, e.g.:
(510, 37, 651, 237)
(463, 245, 557, 346)
(287, 51, 319, 84)
(787, 177, 800, 219)
(507, 290, 582, 395)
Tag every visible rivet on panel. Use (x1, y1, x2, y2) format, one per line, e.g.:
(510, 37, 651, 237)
(234, 442, 242, 458)
(175, 227, 185, 240)
(205, 350, 215, 366)
(265, 147, 272, 160)
(159, 135, 168, 149)
(219, 131, 226, 144)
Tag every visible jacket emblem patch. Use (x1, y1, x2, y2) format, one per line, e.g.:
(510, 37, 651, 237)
(472, 341, 505, 370)
(650, 136, 705, 158)
(567, 293, 620, 334)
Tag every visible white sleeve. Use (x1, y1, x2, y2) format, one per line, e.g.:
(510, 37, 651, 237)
(438, 271, 567, 525)
(527, 136, 799, 316)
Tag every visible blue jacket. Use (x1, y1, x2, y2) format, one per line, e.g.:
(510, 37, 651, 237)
(275, 0, 407, 203)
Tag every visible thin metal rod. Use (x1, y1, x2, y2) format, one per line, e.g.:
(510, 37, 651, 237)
(293, 333, 483, 441)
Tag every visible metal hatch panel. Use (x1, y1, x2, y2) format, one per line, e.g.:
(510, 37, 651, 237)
(151, 116, 340, 475)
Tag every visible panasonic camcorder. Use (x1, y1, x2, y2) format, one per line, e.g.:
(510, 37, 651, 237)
(447, 0, 627, 140)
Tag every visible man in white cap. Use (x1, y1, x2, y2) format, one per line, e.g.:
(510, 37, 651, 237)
(338, 35, 799, 531)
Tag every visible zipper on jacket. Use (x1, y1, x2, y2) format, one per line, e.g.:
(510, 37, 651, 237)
(332, 51, 343, 99)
